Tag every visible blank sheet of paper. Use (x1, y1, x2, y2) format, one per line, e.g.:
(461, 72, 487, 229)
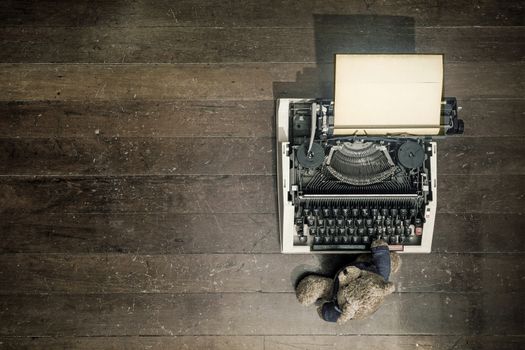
(334, 54, 443, 135)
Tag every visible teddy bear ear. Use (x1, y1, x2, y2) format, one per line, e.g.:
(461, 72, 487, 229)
(338, 266, 361, 285)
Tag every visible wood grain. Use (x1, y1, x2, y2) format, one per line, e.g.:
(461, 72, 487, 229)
(0, 335, 523, 350)
(1, 0, 523, 27)
(0, 136, 522, 176)
(1, 63, 522, 101)
(1, 213, 523, 254)
(1, 0, 524, 344)
(0, 293, 523, 336)
(0, 27, 522, 63)
(265, 336, 525, 350)
(0, 253, 522, 294)
(0, 175, 522, 214)
(0, 99, 523, 139)
(0, 100, 276, 138)
(0, 336, 264, 350)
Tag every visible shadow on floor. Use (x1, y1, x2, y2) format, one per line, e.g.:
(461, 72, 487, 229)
(276, 14, 416, 286)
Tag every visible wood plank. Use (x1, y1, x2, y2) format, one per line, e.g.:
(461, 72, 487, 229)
(0, 213, 281, 254)
(0, 99, 523, 139)
(0, 175, 277, 214)
(0, 336, 265, 350)
(0, 213, 523, 254)
(432, 213, 525, 253)
(0, 175, 523, 214)
(1, 0, 523, 27)
(437, 137, 525, 175)
(0, 63, 522, 101)
(0, 137, 275, 175)
(437, 175, 524, 214)
(265, 336, 525, 350)
(1, 335, 523, 350)
(0, 27, 522, 63)
(459, 99, 525, 137)
(0, 100, 276, 138)
(0, 136, 522, 176)
(0, 293, 523, 336)
(0, 253, 522, 294)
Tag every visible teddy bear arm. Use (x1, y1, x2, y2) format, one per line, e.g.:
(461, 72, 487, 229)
(296, 275, 334, 306)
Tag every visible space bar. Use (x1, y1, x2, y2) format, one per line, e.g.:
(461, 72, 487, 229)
(312, 244, 367, 251)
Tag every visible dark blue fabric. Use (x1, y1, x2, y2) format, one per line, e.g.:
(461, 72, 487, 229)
(371, 245, 391, 281)
(321, 301, 342, 322)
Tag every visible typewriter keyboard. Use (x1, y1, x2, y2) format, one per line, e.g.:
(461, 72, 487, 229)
(295, 205, 424, 251)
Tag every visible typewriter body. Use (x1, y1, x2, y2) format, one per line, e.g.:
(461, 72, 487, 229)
(277, 54, 464, 253)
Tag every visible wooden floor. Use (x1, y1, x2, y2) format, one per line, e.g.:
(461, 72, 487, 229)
(0, 1, 524, 349)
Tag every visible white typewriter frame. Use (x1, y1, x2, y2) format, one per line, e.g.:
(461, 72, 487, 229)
(277, 98, 437, 254)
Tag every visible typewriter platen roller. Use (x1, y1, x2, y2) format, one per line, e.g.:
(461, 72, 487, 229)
(276, 54, 464, 254)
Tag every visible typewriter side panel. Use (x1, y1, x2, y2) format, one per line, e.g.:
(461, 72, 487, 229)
(276, 99, 309, 253)
(404, 142, 437, 253)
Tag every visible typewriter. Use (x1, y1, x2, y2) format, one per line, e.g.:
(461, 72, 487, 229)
(277, 54, 464, 253)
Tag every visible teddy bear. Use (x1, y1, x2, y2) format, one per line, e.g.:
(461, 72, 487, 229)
(296, 239, 401, 324)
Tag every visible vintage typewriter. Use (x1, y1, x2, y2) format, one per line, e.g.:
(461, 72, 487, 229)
(277, 54, 464, 253)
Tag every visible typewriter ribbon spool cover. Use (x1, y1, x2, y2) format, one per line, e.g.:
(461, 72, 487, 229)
(334, 54, 443, 136)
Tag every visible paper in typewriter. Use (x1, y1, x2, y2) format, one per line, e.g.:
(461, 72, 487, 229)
(334, 54, 443, 135)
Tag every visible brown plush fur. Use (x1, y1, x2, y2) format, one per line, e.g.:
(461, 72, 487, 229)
(296, 250, 401, 323)
(296, 275, 333, 306)
(335, 268, 395, 323)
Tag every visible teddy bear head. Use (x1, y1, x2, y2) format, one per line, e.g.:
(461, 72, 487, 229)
(336, 267, 395, 323)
